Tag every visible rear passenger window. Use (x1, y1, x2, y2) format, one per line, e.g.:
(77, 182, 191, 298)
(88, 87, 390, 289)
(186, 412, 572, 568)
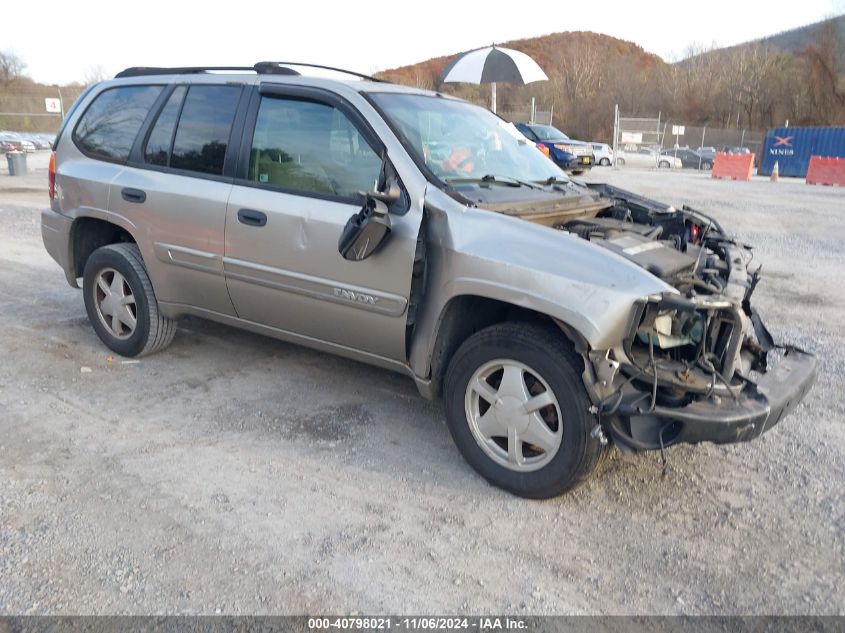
(73, 85, 163, 162)
(248, 97, 382, 198)
(144, 86, 186, 166)
(169, 85, 241, 175)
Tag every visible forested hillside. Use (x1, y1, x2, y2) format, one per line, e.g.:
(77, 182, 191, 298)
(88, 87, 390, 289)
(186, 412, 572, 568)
(377, 17, 845, 143)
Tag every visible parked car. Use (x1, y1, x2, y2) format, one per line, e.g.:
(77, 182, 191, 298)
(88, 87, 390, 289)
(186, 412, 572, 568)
(617, 147, 682, 169)
(0, 133, 36, 153)
(28, 136, 53, 150)
(591, 143, 613, 166)
(660, 148, 707, 169)
(696, 147, 716, 169)
(719, 146, 757, 167)
(41, 63, 816, 499)
(514, 123, 593, 174)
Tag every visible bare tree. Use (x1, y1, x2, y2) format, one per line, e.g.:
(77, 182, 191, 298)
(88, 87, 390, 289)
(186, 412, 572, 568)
(83, 64, 108, 86)
(0, 50, 26, 84)
(558, 41, 603, 100)
(801, 22, 845, 124)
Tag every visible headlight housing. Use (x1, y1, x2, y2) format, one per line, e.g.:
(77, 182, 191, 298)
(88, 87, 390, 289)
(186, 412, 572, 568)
(627, 293, 747, 382)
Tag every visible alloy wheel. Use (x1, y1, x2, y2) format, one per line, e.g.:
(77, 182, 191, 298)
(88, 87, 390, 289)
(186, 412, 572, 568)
(93, 267, 137, 340)
(464, 359, 563, 472)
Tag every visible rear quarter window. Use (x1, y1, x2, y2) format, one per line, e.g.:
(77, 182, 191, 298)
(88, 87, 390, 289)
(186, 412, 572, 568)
(73, 85, 163, 162)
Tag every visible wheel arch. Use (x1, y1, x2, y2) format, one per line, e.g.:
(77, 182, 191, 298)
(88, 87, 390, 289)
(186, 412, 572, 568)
(70, 215, 138, 283)
(420, 293, 593, 400)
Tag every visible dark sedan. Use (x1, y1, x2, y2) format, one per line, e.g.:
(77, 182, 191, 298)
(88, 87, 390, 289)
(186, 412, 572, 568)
(661, 148, 711, 170)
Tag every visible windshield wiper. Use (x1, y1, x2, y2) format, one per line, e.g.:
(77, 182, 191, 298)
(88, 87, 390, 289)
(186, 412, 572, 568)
(535, 175, 570, 186)
(445, 174, 541, 190)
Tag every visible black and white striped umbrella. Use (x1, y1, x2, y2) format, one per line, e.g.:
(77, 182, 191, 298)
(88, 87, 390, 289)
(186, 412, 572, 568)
(441, 46, 548, 113)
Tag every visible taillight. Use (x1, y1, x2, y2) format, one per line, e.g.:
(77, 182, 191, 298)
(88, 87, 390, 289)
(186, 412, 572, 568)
(48, 151, 56, 200)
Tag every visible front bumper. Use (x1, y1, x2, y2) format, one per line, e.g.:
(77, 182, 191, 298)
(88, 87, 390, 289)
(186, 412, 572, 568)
(552, 153, 593, 171)
(624, 347, 817, 446)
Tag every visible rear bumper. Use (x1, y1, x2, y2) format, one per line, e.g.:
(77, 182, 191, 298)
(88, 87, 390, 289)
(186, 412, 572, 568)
(623, 348, 817, 447)
(41, 207, 77, 287)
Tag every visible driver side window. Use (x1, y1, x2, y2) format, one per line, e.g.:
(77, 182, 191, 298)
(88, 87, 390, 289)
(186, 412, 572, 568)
(248, 97, 382, 199)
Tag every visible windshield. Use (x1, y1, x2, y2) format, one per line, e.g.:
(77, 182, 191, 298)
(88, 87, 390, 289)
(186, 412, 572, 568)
(527, 125, 570, 141)
(370, 93, 567, 185)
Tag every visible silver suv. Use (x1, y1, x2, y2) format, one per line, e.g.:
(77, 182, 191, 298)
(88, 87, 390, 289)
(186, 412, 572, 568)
(42, 63, 816, 498)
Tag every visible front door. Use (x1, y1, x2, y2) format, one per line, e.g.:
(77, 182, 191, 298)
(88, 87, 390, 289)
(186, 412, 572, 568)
(224, 87, 422, 362)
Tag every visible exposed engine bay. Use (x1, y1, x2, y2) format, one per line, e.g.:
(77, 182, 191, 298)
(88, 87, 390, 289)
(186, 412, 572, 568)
(494, 182, 817, 454)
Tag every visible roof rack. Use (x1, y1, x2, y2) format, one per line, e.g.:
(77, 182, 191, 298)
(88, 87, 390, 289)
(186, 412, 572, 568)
(114, 62, 383, 82)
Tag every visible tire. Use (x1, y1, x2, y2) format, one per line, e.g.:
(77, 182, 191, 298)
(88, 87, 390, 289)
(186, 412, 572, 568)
(701, 161, 712, 170)
(571, 169, 584, 175)
(658, 160, 670, 169)
(82, 243, 176, 357)
(444, 322, 604, 498)
(617, 157, 625, 166)
(599, 158, 610, 166)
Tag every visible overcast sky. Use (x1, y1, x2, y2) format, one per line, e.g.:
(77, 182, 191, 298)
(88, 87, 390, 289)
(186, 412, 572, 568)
(5, 0, 844, 85)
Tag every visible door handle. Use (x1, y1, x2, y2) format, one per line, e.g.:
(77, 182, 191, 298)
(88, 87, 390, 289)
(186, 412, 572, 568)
(121, 187, 146, 203)
(237, 209, 267, 227)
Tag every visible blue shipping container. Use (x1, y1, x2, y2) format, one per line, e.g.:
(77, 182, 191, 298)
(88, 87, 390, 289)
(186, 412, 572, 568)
(760, 126, 845, 177)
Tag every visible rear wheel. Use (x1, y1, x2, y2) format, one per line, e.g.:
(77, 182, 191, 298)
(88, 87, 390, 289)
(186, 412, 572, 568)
(617, 157, 625, 166)
(83, 243, 176, 357)
(599, 157, 610, 166)
(444, 322, 604, 498)
(701, 160, 713, 170)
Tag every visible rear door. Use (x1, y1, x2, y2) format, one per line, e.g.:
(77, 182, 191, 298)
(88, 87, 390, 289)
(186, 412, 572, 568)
(223, 84, 422, 361)
(109, 82, 248, 316)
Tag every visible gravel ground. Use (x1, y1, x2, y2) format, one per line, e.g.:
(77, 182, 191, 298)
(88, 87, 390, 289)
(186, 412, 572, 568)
(0, 168, 842, 615)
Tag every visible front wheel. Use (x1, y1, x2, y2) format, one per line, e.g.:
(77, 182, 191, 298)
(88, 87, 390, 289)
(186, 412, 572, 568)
(444, 322, 605, 498)
(599, 157, 610, 166)
(658, 160, 671, 168)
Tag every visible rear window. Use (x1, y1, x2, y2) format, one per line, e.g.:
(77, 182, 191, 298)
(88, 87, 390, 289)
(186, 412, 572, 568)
(73, 85, 163, 162)
(169, 85, 241, 175)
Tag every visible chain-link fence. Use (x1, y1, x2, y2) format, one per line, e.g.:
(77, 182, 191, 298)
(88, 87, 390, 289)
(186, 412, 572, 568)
(612, 106, 766, 170)
(498, 98, 553, 126)
(0, 86, 88, 133)
(658, 122, 764, 156)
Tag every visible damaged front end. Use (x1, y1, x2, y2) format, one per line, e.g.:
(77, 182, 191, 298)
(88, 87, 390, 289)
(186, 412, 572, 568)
(566, 184, 818, 452)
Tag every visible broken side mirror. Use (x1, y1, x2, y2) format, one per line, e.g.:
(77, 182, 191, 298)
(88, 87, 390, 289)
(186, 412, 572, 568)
(338, 195, 392, 261)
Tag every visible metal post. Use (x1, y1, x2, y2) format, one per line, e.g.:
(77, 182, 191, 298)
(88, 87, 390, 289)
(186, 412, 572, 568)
(491, 82, 496, 114)
(530, 97, 535, 124)
(612, 103, 619, 168)
(740, 128, 746, 148)
(699, 126, 706, 170)
(57, 87, 65, 119)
